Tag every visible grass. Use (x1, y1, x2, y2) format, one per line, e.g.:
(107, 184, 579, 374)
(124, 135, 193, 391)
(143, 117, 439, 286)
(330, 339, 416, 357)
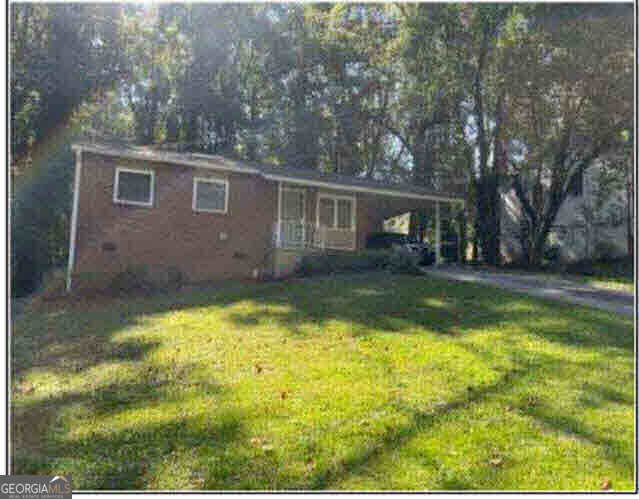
(11, 273, 634, 491)
(568, 259, 634, 293)
(498, 258, 634, 294)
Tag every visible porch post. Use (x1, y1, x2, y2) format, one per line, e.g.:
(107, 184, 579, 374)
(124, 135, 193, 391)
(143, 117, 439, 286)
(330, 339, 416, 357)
(276, 181, 282, 248)
(435, 200, 442, 265)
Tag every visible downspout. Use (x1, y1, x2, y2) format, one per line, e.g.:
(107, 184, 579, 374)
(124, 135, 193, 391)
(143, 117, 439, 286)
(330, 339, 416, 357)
(435, 200, 442, 265)
(66, 148, 82, 292)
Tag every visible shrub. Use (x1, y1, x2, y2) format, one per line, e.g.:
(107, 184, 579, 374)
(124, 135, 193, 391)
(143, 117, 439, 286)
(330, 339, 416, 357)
(387, 248, 423, 275)
(594, 240, 620, 262)
(69, 271, 115, 294)
(108, 265, 155, 295)
(296, 250, 391, 277)
(149, 265, 184, 292)
(11, 142, 74, 297)
(37, 267, 67, 300)
(543, 244, 562, 265)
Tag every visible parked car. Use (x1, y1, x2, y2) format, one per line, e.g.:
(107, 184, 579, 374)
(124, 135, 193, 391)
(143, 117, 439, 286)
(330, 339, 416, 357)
(366, 232, 436, 265)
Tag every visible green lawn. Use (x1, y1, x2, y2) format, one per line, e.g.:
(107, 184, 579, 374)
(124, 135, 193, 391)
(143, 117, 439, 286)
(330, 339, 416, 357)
(500, 258, 635, 294)
(572, 260, 634, 293)
(11, 273, 634, 491)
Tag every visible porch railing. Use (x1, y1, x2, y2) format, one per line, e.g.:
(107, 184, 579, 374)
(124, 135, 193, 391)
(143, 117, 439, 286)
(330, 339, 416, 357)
(273, 221, 356, 251)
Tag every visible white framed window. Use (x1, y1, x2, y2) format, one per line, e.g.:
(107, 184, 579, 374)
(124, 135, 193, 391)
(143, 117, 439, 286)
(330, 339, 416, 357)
(193, 177, 229, 214)
(316, 194, 356, 231)
(114, 167, 155, 207)
(280, 186, 306, 222)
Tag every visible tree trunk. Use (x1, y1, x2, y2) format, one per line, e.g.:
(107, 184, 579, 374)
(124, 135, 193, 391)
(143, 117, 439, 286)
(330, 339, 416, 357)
(627, 166, 634, 259)
(475, 175, 501, 265)
(457, 208, 467, 264)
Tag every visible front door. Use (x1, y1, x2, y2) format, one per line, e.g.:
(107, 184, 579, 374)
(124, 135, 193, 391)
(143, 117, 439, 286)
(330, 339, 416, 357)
(280, 187, 306, 248)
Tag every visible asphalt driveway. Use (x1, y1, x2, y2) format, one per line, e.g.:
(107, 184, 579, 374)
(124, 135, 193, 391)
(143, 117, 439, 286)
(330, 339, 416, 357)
(424, 265, 634, 317)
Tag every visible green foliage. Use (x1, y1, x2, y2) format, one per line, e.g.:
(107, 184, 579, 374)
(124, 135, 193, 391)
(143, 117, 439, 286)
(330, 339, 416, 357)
(10, 4, 122, 157)
(387, 248, 423, 275)
(108, 265, 185, 296)
(542, 244, 561, 265)
(109, 265, 155, 295)
(593, 241, 621, 262)
(11, 143, 74, 297)
(36, 267, 67, 300)
(296, 250, 391, 277)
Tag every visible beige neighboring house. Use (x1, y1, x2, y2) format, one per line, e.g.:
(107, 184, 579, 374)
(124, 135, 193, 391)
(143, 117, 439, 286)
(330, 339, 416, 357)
(66, 142, 464, 291)
(501, 160, 631, 263)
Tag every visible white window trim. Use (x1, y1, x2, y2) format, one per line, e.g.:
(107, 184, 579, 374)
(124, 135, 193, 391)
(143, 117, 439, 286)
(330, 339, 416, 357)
(192, 176, 229, 214)
(316, 193, 356, 232)
(279, 186, 306, 247)
(113, 167, 155, 207)
(279, 186, 306, 223)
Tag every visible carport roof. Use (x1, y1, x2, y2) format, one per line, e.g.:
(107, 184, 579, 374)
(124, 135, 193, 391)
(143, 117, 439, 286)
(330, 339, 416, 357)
(72, 142, 465, 203)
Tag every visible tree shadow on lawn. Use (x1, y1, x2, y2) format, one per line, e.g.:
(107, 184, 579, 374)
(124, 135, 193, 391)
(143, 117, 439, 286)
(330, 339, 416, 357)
(10, 273, 634, 489)
(304, 344, 633, 491)
(225, 275, 633, 351)
(12, 363, 234, 489)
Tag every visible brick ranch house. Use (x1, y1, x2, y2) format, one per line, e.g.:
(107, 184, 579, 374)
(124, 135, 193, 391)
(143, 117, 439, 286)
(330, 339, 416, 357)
(66, 142, 465, 291)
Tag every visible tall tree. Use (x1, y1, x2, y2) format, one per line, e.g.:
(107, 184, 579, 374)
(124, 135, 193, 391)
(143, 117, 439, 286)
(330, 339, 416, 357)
(504, 6, 633, 265)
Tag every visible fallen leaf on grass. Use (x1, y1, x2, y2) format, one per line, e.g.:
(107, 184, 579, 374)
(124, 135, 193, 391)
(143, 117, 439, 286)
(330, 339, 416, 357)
(280, 391, 288, 400)
(15, 382, 35, 394)
(601, 479, 612, 490)
(489, 457, 503, 467)
(254, 363, 263, 374)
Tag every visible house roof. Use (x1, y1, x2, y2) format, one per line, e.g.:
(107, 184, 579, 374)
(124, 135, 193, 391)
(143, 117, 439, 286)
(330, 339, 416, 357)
(72, 142, 464, 203)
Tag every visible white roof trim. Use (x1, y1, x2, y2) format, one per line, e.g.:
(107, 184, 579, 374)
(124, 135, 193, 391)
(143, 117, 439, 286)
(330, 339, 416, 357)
(72, 144, 261, 174)
(263, 174, 464, 203)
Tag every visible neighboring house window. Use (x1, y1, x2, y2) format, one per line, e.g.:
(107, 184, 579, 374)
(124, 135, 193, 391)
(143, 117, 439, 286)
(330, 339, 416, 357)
(114, 167, 154, 207)
(317, 195, 355, 231)
(567, 169, 583, 197)
(193, 177, 228, 213)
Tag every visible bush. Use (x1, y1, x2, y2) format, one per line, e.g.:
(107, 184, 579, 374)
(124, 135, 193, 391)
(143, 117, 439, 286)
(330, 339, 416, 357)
(152, 265, 184, 292)
(37, 267, 67, 300)
(387, 248, 423, 275)
(594, 240, 621, 261)
(11, 142, 74, 297)
(108, 265, 155, 295)
(543, 244, 562, 265)
(296, 250, 391, 277)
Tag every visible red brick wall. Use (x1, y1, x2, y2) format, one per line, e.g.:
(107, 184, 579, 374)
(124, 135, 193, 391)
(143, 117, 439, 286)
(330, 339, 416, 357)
(72, 152, 277, 285)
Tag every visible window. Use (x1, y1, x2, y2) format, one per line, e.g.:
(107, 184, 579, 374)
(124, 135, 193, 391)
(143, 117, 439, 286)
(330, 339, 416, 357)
(317, 195, 355, 230)
(319, 197, 334, 227)
(193, 177, 228, 213)
(281, 188, 305, 221)
(337, 199, 352, 229)
(114, 168, 154, 206)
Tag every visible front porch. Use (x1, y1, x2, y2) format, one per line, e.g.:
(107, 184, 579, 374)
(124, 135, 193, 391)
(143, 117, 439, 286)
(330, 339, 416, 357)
(269, 181, 463, 277)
